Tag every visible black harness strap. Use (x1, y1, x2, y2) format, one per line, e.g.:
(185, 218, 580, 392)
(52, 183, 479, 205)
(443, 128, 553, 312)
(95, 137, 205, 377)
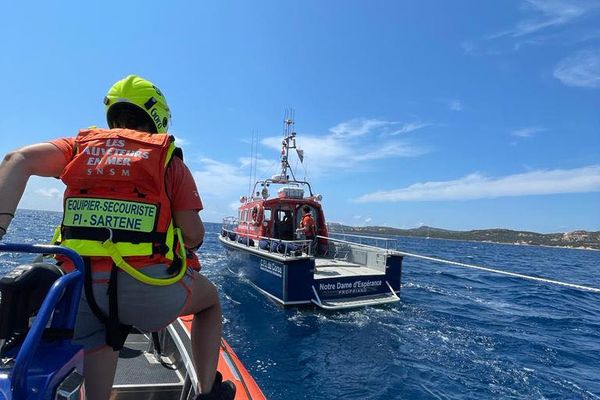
(151, 331, 162, 354)
(83, 257, 131, 351)
(106, 264, 130, 350)
(166, 252, 182, 276)
(63, 227, 166, 245)
(83, 258, 105, 322)
(42, 328, 74, 340)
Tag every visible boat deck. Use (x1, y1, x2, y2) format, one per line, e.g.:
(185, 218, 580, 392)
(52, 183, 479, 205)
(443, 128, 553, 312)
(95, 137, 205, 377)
(313, 258, 384, 279)
(113, 332, 188, 400)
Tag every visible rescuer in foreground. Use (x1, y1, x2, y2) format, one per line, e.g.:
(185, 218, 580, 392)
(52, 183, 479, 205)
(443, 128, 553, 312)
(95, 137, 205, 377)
(0, 75, 235, 400)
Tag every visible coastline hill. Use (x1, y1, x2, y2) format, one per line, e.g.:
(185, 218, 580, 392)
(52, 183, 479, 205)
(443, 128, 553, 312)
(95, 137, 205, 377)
(327, 223, 600, 250)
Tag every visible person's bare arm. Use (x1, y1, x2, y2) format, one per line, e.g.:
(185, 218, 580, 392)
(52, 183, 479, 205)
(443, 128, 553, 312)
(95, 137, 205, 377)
(173, 209, 205, 248)
(0, 143, 67, 235)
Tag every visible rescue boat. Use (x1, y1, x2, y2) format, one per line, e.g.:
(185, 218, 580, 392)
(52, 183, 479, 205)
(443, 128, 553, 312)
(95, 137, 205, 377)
(0, 243, 266, 400)
(219, 116, 403, 310)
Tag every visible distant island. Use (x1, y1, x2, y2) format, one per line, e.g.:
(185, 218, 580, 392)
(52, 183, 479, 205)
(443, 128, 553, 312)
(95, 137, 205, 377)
(327, 223, 600, 250)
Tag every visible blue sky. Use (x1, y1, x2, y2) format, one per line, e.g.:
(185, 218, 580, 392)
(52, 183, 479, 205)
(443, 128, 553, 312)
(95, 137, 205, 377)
(1, 1, 599, 233)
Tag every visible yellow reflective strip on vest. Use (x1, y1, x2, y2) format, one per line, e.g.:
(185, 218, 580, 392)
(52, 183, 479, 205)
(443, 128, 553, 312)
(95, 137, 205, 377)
(50, 226, 61, 244)
(100, 227, 187, 286)
(64, 198, 158, 233)
(61, 239, 154, 257)
(164, 222, 175, 260)
(165, 142, 177, 167)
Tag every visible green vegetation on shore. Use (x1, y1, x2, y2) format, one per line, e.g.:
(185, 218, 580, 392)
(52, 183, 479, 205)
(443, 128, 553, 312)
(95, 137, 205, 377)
(327, 223, 600, 250)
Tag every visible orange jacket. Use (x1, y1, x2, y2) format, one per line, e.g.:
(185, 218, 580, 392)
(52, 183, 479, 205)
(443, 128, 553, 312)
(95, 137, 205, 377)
(59, 128, 185, 270)
(301, 214, 316, 237)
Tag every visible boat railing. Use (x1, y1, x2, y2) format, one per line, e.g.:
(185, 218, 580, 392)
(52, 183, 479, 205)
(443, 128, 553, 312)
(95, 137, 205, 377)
(220, 226, 312, 258)
(256, 234, 313, 258)
(327, 232, 399, 251)
(222, 216, 239, 232)
(251, 178, 314, 199)
(317, 235, 396, 271)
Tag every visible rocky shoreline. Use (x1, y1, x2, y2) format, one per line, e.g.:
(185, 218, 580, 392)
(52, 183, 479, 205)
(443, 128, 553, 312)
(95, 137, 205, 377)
(327, 223, 600, 251)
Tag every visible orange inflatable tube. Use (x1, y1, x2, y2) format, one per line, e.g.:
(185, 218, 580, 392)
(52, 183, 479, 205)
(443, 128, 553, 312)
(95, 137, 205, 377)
(179, 315, 266, 399)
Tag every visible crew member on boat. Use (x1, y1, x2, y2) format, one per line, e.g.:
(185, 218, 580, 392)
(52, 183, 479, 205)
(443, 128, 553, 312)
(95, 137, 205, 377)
(0, 75, 235, 400)
(298, 205, 317, 254)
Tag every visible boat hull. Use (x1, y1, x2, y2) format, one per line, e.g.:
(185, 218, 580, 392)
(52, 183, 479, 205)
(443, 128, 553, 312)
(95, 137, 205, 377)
(178, 316, 265, 400)
(221, 236, 315, 306)
(219, 235, 403, 309)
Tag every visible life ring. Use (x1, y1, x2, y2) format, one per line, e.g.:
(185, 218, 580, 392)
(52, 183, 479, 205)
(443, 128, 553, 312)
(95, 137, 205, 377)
(251, 205, 263, 226)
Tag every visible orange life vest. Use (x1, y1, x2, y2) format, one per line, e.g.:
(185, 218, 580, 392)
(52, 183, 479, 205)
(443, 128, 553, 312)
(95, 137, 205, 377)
(301, 214, 317, 237)
(58, 128, 181, 270)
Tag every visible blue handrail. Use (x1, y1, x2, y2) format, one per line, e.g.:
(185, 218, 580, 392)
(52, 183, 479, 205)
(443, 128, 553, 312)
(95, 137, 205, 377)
(0, 243, 85, 398)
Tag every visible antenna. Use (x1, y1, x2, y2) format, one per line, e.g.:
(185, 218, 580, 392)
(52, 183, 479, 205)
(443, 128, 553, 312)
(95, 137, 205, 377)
(253, 129, 259, 195)
(278, 108, 300, 181)
(248, 130, 254, 200)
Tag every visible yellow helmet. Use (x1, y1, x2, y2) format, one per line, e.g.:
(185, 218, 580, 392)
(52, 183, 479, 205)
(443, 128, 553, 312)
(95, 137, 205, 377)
(104, 75, 171, 133)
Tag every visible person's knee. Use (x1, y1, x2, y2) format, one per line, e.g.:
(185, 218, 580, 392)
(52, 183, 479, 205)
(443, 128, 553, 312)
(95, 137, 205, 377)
(203, 280, 219, 305)
(191, 276, 220, 313)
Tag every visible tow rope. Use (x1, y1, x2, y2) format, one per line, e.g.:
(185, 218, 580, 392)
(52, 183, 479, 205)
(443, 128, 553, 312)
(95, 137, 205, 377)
(398, 250, 600, 294)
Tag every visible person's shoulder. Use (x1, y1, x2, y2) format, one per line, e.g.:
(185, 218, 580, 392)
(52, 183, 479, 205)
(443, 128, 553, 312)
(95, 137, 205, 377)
(48, 137, 76, 151)
(166, 155, 196, 188)
(47, 135, 81, 163)
(167, 155, 190, 174)
(49, 136, 75, 144)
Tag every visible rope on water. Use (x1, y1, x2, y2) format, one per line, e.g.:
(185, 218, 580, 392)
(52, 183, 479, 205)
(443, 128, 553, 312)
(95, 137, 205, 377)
(397, 250, 600, 294)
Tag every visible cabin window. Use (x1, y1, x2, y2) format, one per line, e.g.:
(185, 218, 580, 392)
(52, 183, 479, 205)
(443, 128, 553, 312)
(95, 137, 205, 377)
(241, 210, 248, 222)
(263, 208, 272, 222)
(274, 209, 295, 240)
(276, 209, 293, 223)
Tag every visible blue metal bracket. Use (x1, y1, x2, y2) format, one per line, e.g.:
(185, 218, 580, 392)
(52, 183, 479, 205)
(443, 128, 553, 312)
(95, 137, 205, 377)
(0, 243, 85, 398)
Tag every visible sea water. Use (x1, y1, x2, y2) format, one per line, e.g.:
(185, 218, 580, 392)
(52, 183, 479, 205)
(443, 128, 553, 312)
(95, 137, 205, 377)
(2, 210, 599, 400)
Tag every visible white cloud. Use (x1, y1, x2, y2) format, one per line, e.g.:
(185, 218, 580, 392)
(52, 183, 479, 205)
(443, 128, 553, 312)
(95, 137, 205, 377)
(35, 188, 62, 198)
(355, 165, 600, 202)
(436, 98, 464, 111)
(511, 126, 545, 137)
(460, 41, 503, 56)
(354, 142, 426, 161)
(461, 41, 475, 55)
(191, 154, 286, 221)
(190, 118, 430, 221)
(239, 156, 279, 174)
(190, 157, 264, 222)
(192, 158, 250, 197)
(449, 100, 463, 112)
(19, 177, 65, 211)
(173, 136, 188, 146)
(262, 119, 428, 176)
(491, 0, 597, 38)
(330, 119, 391, 138)
(388, 122, 430, 135)
(262, 135, 349, 169)
(554, 49, 600, 88)
(364, 217, 372, 223)
(513, 28, 600, 49)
